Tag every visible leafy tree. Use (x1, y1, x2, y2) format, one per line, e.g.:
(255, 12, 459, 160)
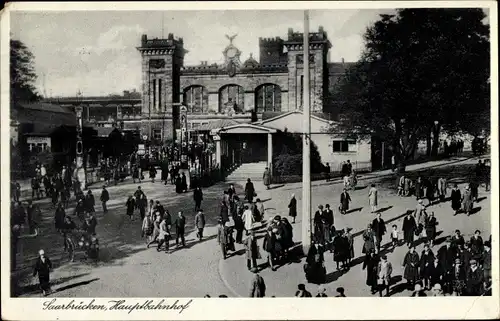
(10, 39, 41, 105)
(332, 9, 490, 171)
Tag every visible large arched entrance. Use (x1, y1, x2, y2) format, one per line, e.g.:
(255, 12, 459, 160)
(183, 85, 209, 113)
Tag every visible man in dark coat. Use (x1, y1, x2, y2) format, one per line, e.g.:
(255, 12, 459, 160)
(181, 173, 188, 192)
(324, 204, 334, 233)
(175, 175, 182, 193)
(402, 212, 417, 247)
(193, 187, 203, 212)
(33, 249, 52, 296)
(175, 211, 186, 247)
(54, 202, 66, 232)
(263, 228, 277, 270)
(100, 186, 109, 213)
(249, 272, 266, 297)
(84, 190, 95, 213)
(438, 239, 457, 294)
(194, 210, 206, 241)
(362, 249, 379, 294)
(371, 213, 387, 253)
(26, 200, 37, 234)
(245, 179, 255, 203)
(466, 259, 484, 296)
(428, 256, 444, 288)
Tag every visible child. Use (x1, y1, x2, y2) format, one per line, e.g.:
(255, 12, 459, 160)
(391, 224, 400, 249)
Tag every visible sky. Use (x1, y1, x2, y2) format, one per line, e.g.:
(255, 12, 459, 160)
(8, 9, 438, 97)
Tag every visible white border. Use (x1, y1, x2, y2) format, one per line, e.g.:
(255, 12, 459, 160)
(1, 1, 498, 320)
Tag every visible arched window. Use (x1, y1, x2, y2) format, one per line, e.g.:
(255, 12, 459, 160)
(255, 84, 281, 113)
(183, 85, 209, 113)
(219, 84, 244, 113)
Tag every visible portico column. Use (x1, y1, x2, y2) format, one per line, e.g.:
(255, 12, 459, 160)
(267, 133, 273, 174)
(214, 135, 222, 168)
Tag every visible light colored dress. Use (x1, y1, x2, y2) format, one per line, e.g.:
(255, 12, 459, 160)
(368, 187, 378, 206)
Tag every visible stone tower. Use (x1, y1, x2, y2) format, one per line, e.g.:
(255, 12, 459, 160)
(137, 33, 186, 141)
(284, 26, 331, 112)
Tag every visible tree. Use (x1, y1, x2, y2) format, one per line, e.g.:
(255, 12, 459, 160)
(332, 9, 490, 171)
(10, 39, 41, 105)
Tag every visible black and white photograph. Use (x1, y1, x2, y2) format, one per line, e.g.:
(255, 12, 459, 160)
(1, 1, 498, 320)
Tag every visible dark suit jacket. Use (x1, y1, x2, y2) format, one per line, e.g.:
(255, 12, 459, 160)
(175, 216, 186, 233)
(371, 218, 387, 239)
(249, 274, 266, 297)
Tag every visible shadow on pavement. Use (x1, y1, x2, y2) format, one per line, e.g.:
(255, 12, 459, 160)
(54, 277, 100, 294)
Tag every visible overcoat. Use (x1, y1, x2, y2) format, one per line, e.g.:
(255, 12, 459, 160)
(403, 251, 420, 282)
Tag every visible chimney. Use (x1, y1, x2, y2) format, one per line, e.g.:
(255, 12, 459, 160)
(168, 33, 174, 40)
(288, 28, 293, 38)
(141, 34, 147, 46)
(341, 57, 345, 64)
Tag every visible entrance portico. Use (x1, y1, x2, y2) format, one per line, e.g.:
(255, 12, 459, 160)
(210, 123, 277, 172)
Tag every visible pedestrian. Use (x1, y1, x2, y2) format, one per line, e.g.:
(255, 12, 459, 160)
(438, 239, 457, 294)
(419, 243, 435, 290)
(156, 216, 171, 253)
(404, 176, 412, 196)
(339, 188, 351, 215)
(249, 272, 266, 297)
(325, 163, 331, 182)
(84, 190, 95, 213)
(316, 285, 328, 297)
(390, 224, 400, 250)
(415, 201, 428, 240)
(402, 211, 417, 247)
(147, 215, 161, 248)
(193, 186, 203, 212)
(415, 177, 423, 200)
(362, 249, 379, 294)
(462, 185, 473, 216)
(397, 175, 405, 196)
(254, 198, 265, 222)
(149, 165, 157, 183)
(437, 177, 447, 202)
(174, 211, 186, 247)
(100, 186, 109, 214)
(125, 195, 135, 220)
(324, 204, 334, 239)
(32, 249, 52, 296)
(377, 255, 393, 297)
(451, 229, 465, 250)
(368, 184, 378, 213)
(470, 230, 484, 261)
(141, 211, 154, 245)
(263, 227, 277, 270)
(194, 209, 206, 241)
(482, 241, 491, 289)
(371, 213, 386, 253)
(428, 257, 444, 289)
(305, 241, 326, 284)
(217, 219, 228, 260)
(54, 202, 66, 232)
(86, 212, 98, 236)
(263, 167, 271, 190)
(31, 176, 41, 200)
(362, 224, 376, 255)
(345, 227, 354, 265)
(335, 287, 346, 297)
(181, 172, 188, 192)
(26, 200, 37, 234)
(245, 178, 255, 203)
(245, 230, 260, 271)
(332, 229, 349, 271)
(13, 180, 21, 203)
(175, 174, 182, 193)
(288, 194, 297, 223)
(295, 284, 312, 297)
(402, 246, 420, 290)
(431, 283, 445, 297)
(451, 184, 462, 215)
(242, 205, 255, 235)
(220, 200, 230, 224)
(233, 204, 245, 244)
(451, 258, 467, 296)
(425, 177, 436, 206)
(424, 212, 438, 247)
(411, 284, 427, 297)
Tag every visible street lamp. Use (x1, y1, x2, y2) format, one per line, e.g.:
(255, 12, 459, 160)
(74, 99, 87, 190)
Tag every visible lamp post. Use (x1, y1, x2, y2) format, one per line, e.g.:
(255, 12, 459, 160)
(432, 120, 440, 156)
(301, 10, 312, 255)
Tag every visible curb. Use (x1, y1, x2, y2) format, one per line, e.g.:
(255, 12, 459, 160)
(217, 257, 243, 298)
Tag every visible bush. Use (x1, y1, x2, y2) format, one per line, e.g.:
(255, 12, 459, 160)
(272, 131, 325, 177)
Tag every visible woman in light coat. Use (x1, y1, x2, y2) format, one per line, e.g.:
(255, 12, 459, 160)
(242, 205, 255, 234)
(368, 184, 378, 213)
(437, 177, 447, 202)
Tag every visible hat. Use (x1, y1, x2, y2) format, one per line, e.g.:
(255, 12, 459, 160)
(470, 259, 477, 264)
(418, 199, 424, 204)
(432, 283, 442, 291)
(455, 258, 461, 263)
(38, 249, 45, 255)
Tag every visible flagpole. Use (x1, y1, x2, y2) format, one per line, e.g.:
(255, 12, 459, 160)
(301, 10, 312, 255)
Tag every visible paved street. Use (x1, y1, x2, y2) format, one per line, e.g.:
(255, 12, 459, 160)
(13, 156, 490, 297)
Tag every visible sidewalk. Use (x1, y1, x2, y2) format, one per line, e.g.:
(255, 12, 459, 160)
(217, 156, 490, 297)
